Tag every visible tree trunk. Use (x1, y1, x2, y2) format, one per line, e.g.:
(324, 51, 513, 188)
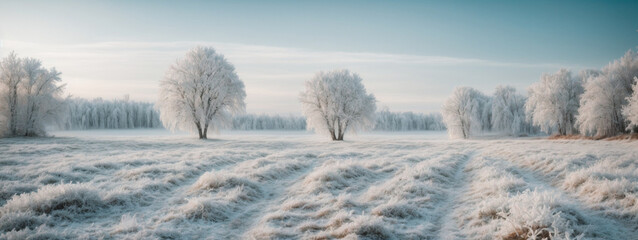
(9, 85, 18, 135)
(195, 122, 204, 139)
(336, 118, 342, 140)
(202, 124, 208, 139)
(337, 122, 347, 141)
(25, 100, 36, 137)
(461, 119, 467, 139)
(329, 128, 336, 141)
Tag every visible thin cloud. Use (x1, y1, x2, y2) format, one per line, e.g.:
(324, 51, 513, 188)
(0, 40, 567, 68)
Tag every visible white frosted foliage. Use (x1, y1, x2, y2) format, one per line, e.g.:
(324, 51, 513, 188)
(0, 52, 66, 137)
(441, 86, 491, 139)
(525, 69, 583, 135)
(577, 50, 638, 137)
(157, 46, 246, 139)
(622, 77, 638, 132)
(299, 69, 376, 140)
(491, 85, 531, 136)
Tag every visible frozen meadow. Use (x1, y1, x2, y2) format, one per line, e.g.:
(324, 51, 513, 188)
(0, 130, 637, 239)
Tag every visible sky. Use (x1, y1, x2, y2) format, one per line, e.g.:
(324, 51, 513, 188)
(0, 0, 637, 114)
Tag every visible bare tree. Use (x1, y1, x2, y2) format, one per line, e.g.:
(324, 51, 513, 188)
(300, 69, 376, 141)
(157, 46, 246, 139)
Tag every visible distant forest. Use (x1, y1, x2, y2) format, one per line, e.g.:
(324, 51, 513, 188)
(63, 98, 445, 131)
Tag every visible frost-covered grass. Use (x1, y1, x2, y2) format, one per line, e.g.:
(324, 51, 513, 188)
(0, 130, 636, 239)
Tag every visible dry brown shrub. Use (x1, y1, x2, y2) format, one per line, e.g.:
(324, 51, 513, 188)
(547, 133, 638, 141)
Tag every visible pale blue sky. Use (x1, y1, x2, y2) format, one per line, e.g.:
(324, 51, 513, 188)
(1, 0, 636, 114)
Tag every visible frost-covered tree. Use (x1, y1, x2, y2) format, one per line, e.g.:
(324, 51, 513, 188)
(0, 53, 66, 137)
(0, 84, 5, 136)
(441, 87, 491, 139)
(623, 78, 638, 133)
(157, 46, 246, 139)
(300, 69, 376, 140)
(525, 69, 583, 135)
(577, 50, 638, 137)
(491, 86, 532, 136)
(0, 52, 24, 135)
(0, 110, 6, 136)
(20, 58, 66, 136)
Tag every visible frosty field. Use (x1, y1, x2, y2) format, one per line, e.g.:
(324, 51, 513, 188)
(1, 130, 637, 239)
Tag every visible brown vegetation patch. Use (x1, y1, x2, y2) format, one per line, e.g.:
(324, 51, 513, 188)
(548, 133, 638, 141)
(604, 133, 638, 141)
(502, 226, 551, 240)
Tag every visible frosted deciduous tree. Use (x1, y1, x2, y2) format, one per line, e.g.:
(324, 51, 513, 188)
(577, 50, 638, 137)
(300, 69, 376, 141)
(491, 86, 531, 136)
(157, 46, 246, 139)
(0, 52, 66, 137)
(0, 111, 6, 136)
(0, 85, 5, 136)
(623, 78, 638, 133)
(0, 52, 24, 136)
(441, 87, 491, 139)
(525, 69, 583, 135)
(21, 58, 66, 136)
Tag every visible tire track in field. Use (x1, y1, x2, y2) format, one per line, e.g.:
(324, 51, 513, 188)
(435, 150, 476, 239)
(218, 151, 322, 238)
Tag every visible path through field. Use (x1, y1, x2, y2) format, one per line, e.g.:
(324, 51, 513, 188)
(0, 130, 636, 239)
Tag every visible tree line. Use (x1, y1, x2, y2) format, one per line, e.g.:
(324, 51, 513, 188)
(62, 97, 444, 132)
(64, 97, 162, 130)
(442, 49, 638, 139)
(232, 114, 306, 130)
(374, 109, 445, 131)
(3, 46, 637, 140)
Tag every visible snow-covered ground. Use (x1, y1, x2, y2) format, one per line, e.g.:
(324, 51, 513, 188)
(0, 130, 636, 239)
